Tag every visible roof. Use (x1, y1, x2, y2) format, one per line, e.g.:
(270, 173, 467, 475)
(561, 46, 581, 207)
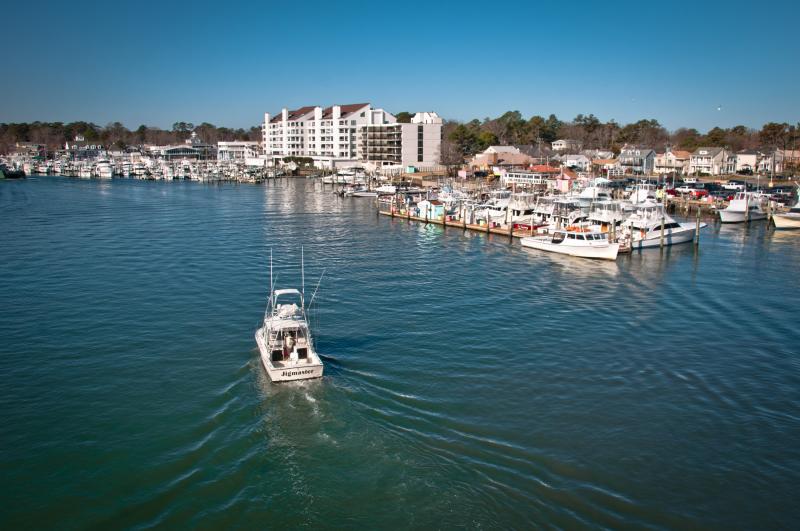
(322, 103, 369, 119)
(530, 164, 560, 173)
(270, 105, 317, 123)
(274, 288, 302, 297)
(593, 158, 618, 165)
(692, 147, 724, 156)
(671, 150, 692, 159)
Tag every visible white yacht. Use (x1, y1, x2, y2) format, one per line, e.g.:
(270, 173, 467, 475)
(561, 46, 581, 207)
(772, 191, 800, 229)
(719, 192, 768, 223)
(95, 159, 114, 179)
(629, 182, 658, 204)
(475, 190, 511, 224)
(623, 201, 705, 248)
(254, 256, 324, 383)
(521, 229, 619, 260)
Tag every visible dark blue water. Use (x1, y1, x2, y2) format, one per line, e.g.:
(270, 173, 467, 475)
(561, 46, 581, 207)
(2, 176, 799, 529)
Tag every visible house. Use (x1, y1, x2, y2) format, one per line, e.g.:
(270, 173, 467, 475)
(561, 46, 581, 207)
(65, 136, 105, 160)
(734, 150, 758, 173)
(561, 154, 591, 171)
(551, 139, 582, 151)
(218, 141, 261, 161)
(618, 145, 656, 174)
(592, 158, 621, 177)
(689, 147, 727, 175)
(468, 146, 534, 170)
(654, 148, 692, 175)
(581, 149, 614, 160)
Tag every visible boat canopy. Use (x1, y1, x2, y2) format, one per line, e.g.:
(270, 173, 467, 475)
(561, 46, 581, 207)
(274, 288, 301, 297)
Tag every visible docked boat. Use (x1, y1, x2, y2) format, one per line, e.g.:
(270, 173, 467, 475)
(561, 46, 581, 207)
(623, 201, 705, 248)
(719, 192, 768, 223)
(772, 191, 800, 229)
(521, 229, 620, 260)
(95, 159, 114, 179)
(254, 253, 324, 382)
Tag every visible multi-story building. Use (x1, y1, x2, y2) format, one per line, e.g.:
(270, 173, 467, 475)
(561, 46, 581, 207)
(689, 147, 727, 175)
(358, 112, 442, 167)
(261, 103, 441, 168)
(654, 148, 691, 175)
(618, 145, 655, 174)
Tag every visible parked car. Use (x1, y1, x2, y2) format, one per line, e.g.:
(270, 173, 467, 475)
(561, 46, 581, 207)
(690, 188, 709, 199)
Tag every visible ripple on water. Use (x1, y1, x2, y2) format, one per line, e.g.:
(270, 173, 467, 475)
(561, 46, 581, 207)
(1, 178, 800, 529)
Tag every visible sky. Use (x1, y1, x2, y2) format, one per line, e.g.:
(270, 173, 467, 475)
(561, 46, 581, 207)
(2, 0, 798, 132)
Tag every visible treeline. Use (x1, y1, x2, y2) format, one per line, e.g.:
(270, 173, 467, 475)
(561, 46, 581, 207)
(440, 111, 800, 158)
(0, 121, 262, 153)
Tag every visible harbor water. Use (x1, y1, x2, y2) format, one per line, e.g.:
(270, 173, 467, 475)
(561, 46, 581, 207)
(1, 176, 799, 528)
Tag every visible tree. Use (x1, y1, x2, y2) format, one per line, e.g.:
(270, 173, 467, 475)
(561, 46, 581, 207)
(395, 112, 413, 123)
(759, 122, 789, 149)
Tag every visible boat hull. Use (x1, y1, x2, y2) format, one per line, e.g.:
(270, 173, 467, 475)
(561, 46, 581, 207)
(632, 225, 701, 249)
(772, 213, 800, 230)
(521, 237, 619, 260)
(255, 328, 323, 382)
(719, 209, 767, 223)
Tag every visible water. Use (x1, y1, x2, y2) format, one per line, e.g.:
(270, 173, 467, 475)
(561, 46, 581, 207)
(2, 176, 799, 529)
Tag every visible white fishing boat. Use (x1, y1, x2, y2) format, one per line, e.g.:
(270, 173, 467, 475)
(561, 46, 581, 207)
(772, 190, 800, 229)
(719, 191, 768, 223)
(95, 159, 114, 179)
(254, 251, 324, 383)
(623, 201, 704, 248)
(521, 229, 619, 260)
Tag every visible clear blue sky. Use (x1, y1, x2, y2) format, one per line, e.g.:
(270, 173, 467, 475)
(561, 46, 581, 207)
(2, 0, 797, 132)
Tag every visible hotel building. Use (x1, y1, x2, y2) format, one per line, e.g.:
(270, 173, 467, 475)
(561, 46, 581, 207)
(262, 103, 441, 168)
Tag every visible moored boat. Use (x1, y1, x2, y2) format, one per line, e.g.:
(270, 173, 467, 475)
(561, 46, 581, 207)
(521, 229, 620, 260)
(719, 192, 768, 223)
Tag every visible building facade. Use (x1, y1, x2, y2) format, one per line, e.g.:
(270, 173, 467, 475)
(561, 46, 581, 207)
(654, 148, 691, 175)
(618, 145, 656, 174)
(262, 103, 441, 168)
(689, 147, 727, 175)
(218, 141, 260, 161)
(358, 112, 442, 167)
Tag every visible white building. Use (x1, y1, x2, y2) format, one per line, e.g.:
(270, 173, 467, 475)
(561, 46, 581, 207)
(358, 111, 442, 167)
(262, 103, 395, 168)
(217, 141, 260, 161)
(551, 139, 582, 151)
(561, 154, 591, 171)
(618, 145, 656, 174)
(654, 148, 692, 175)
(689, 147, 727, 175)
(734, 150, 758, 173)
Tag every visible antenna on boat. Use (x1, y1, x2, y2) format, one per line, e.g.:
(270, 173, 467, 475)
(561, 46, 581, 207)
(308, 268, 326, 308)
(269, 248, 273, 297)
(301, 246, 305, 304)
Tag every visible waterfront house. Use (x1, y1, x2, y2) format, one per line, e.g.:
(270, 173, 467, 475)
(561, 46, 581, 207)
(654, 148, 691, 175)
(468, 146, 534, 171)
(551, 139, 582, 152)
(689, 147, 727, 175)
(618, 145, 656, 175)
(65, 136, 106, 161)
(592, 158, 622, 177)
(734, 150, 758, 173)
(218, 141, 260, 161)
(582, 149, 614, 160)
(561, 154, 591, 171)
(757, 149, 800, 174)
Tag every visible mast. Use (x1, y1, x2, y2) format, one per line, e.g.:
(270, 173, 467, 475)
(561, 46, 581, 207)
(269, 248, 273, 299)
(301, 246, 305, 306)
